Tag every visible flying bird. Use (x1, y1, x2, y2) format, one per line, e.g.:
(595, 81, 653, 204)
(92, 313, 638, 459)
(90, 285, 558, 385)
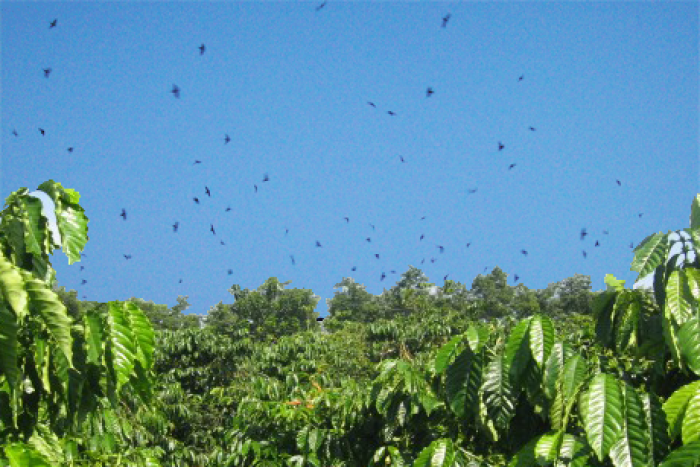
(81, 279, 87, 285)
(173, 222, 179, 232)
(351, 266, 357, 271)
(220, 240, 225, 245)
(120, 209, 127, 220)
(171, 84, 180, 98)
(43, 68, 52, 78)
(11, 129, 18, 137)
(263, 173, 270, 182)
(49, 19, 57, 28)
(420, 234, 424, 241)
(199, 44, 206, 55)
(375, 254, 380, 259)
(603, 230, 609, 235)
(521, 249, 528, 256)
(254, 185, 258, 193)
(39, 128, 45, 136)
(369, 223, 375, 231)
(344, 217, 349, 223)
(580, 228, 587, 240)
(316, 241, 322, 247)
(582, 250, 587, 259)
(367, 102, 376, 108)
(638, 213, 643, 218)
(441, 13, 451, 28)
(444, 274, 449, 281)
(205, 186, 211, 197)
(467, 188, 478, 194)
(431, 258, 436, 263)
(508, 163, 517, 170)
(290, 255, 296, 265)
(498, 142, 504, 151)
(210, 224, 216, 235)
(366, 237, 371, 243)
(466, 242, 471, 248)
(518, 75, 524, 81)
(80, 266, 84, 271)
(124, 254, 132, 260)
(399, 155, 406, 163)
(225, 206, 232, 212)
(421, 258, 425, 264)
(228, 269, 233, 275)
(380, 272, 386, 281)
(595, 240, 600, 247)
(285, 228, 289, 235)
(224, 134, 231, 144)
(514, 274, 520, 282)
(193, 197, 199, 204)
(67, 147, 74, 152)
(529, 127, 536, 131)
(387, 111, 396, 116)
(616, 180, 621, 186)
(420, 216, 426, 220)
(315, 1, 327, 11)
(179, 279, 183, 283)
(193, 160, 202, 165)
(437, 245, 445, 253)
(426, 87, 434, 97)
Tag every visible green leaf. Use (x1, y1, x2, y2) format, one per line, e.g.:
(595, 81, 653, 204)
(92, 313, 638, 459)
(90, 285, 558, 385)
(641, 391, 670, 464)
(632, 233, 669, 279)
(84, 309, 104, 365)
(435, 335, 463, 375)
(543, 342, 572, 402)
(659, 440, 700, 467)
(107, 301, 137, 390)
(551, 354, 588, 430)
(535, 430, 563, 465)
(666, 270, 693, 326)
(608, 383, 653, 467)
(413, 439, 455, 467)
(465, 324, 489, 352)
(507, 437, 538, 467)
(0, 302, 19, 389)
(529, 315, 555, 369)
(446, 346, 483, 420)
(125, 301, 155, 370)
(556, 434, 592, 467)
(0, 252, 29, 320)
(663, 380, 700, 442)
(684, 389, 700, 445)
(505, 317, 532, 386)
(25, 275, 73, 366)
(37, 180, 88, 265)
(481, 353, 515, 431)
(680, 318, 700, 376)
(690, 195, 700, 249)
(4, 443, 52, 467)
(604, 274, 626, 292)
(579, 373, 623, 462)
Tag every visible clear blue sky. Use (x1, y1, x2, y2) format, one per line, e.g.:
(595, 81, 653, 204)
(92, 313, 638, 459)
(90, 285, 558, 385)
(2, 2, 697, 317)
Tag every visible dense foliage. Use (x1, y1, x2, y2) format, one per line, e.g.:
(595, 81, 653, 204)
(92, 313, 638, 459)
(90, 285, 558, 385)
(1, 181, 699, 466)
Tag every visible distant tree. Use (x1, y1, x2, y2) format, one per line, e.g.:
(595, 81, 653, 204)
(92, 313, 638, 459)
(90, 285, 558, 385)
(470, 266, 515, 318)
(537, 273, 596, 318)
(326, 277, 381, 326)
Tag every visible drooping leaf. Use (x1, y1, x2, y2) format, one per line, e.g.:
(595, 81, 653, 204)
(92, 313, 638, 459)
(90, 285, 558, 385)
(413, 439, 455, 467)
(435, 335, 463, 375)
(505, 317, 532, 386)
(0, 252, 28, 320)
(529, 315, 555, 369)
(535, 430, 563, 465)
(608, 382, 653, 467)
(659, 440, 700, 467)
(604, 274, 627, 292)
(680, 318, 700, 376)
(641, 391, 670, 464)
(481, 353, 515, 431)
(125, 301, 155, 370)
(666, 270, 693, 326)
(465, 324, 489, 352)
(543, 342, 572, 402)
(25, 275, 72, 366)
(579, 373, 623, 462)
(0, 302, 19, 389)
(37, 180, 88, 265)
(507, 436, 538, 467)
(551, 354, 588, 430)
(684, 389, 700, 445)
(556, 434, 592, 467)
(84, 309, 103, 365)
(446, 346, 483, 420)
(663, 380, 700, 442)
(107, 301, 137, 390)
(4, 443, 52, 467)
(632, 233, 669, 280)
(685, 269, 700, 302)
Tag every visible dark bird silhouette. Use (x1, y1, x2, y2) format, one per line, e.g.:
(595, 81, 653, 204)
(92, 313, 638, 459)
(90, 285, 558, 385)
(120, 209, 127, 220)
(630, 242, 634, 248)
(173, 222, 179, 232)
(285, 228, 289, 235)
(205, 186, 211, 197)
(67, 147, 74, 152)
(316, 241, 322, 247)
(421, 216, 426, 220)
(391, 270, 397, 274)
(521, 249, 528, 256)
(582, 250, 587, 259)
(43, 68, 52, 78)
(380, 272, 386, 281)
(11, 129, 18, 137)
(580, 228, 588, 240)
(370, 223, 375, 230)
(228, 269, 233, 275)
(467, 188, 478, 194)
(263, 173, 270, 182)
(399, 155, 405, 163)
(193, 197, 199, 204)
(498, 142, 504, 151)
(444, 274, 449, 281)
(426, 87, 434, 97)
(225, 206, 231, 212)
(431, 258, 436, 263)
(603, 230, 609, 235)
(254, 185, 258, 193)
(49, 19, 57, 28)
(518, 75, 524, 81)
(616, 180, 621, 186)
(375, 254, 380, 259)
(387, 111, 396, 116)
(179, 279, 183, 283)
(199, 44, 206, 55)
(81, 279, 87, 285)
(367, 102, 376, 108)
(344, 217, 349, 223)
(315, 1, 327, 11)
(529, 127, 536, 131)
(210, 224, 216, 235)
(595, 240, 600, 247)
(224, 134, 231, 144)
(351, 266, 357, 271)
(466, 242, 471, 248)
(80, 266, 84, 271)
(514, 274, 520, 282)
(220, 240, 225, 245)
(508, 163, 517, 170)
(366, 237, 371, 243)
(421, 258, 425, 264)
(39, 128, 45, 136)
(124, 254, 132, 260)
(171, 84, 180, 98)
(437, 245, 445, 253)
(441, 13, 451, 28)
(193, 160, 202, 165)
(290, 255, 296, 265)
(420, 234, 424, 241)
(638, 213, 643, 218)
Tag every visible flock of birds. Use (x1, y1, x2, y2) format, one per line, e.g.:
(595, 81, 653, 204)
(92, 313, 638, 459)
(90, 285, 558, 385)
(10, 9, 644, 302)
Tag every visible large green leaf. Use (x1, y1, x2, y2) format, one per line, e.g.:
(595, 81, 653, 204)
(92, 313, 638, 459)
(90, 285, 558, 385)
(37, 180, 88, 265)
(579, 373, 623, 462)
(690, 195, 700, 250)
(125, 301, 155, 370)
(529, 315, 555, 369)
(0, 302, 19, 389)
(435, 335, 463, 375)
(107, 301, 137, 390)
(84, 309, 104, 365)
(680, 318, 700, 376)
(481, 353, 515, 431)
(556, 434, 592, 467)
(640, 391, 670, 464)
(507, 437, 538, 467)
(543, 342, 572, 402)
(632, 233, 669, 279)
(535, 430, 563, 465)
(446, 346, 483, 420)
(663, 380, 700, 441)
(465, 324, 489, 352)
(413, 439, 455, 467)
(659, 440, 700, 467)
(25, 275, 73, 366)
(0, 253, 28, 320)
(18, 196, 46, 260)
(505, 317, 532, 386)
(551, 354, 588, 430)
(4, 443, 52, 467)
(666, 270, 693, 326)
(685, 268, 700, 302)
(608, 383, 652, 467)
(684, 389, 700, 445)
